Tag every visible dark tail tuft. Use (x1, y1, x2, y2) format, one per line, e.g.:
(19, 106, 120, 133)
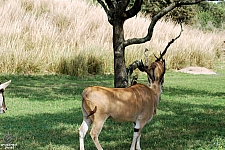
(87, 106, 97, 118)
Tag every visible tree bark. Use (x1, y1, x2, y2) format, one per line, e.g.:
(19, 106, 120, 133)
(113, 19, 127, 88)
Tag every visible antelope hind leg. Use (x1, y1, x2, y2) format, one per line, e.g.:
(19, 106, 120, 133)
(79, 118, 92, 150)
(90, 114, 108, 150)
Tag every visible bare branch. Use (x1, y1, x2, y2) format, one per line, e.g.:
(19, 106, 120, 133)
(123, 0, 204, 47)
(177, 0, 204, 6)
(123, 2, 177, 47)
(155, 22, 184, 61)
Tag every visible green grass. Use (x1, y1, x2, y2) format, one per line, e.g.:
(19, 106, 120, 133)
(0, 70, 224, 150)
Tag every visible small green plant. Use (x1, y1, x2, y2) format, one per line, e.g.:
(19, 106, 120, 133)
(196, 2, 225, 30)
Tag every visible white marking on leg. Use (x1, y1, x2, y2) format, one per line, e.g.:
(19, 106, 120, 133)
(0, 93, 4, 114)
(134, 120, 140, 129)
(136, 134, 141, 150)
(130, 132, 138, 150)
(79, 119, 91, 150)
(130, 120, 140, 150)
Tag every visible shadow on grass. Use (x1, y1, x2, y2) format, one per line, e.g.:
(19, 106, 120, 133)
(148, 102, 225, 149)
(0, 74, 224, 149)
(1, 100, 224, 149)
(6, 74, 113, 102)
(0, 108, 82, 150)
(164, 86, 225, 98)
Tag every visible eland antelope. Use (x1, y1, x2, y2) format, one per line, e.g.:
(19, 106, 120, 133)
(0, 80, 11, 114)
(79, 59, 166, 150)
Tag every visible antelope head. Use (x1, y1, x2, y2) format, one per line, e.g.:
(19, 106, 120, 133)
(138, 58, 165, 87)
(0, 80, 11, 114)
(139, 21, 182, 86)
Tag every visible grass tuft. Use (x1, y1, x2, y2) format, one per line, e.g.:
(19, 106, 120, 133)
(87, 55, 103, 75)
(57, 54, 104, 76)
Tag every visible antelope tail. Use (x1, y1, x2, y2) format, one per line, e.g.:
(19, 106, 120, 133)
(87, 106, 97, 118)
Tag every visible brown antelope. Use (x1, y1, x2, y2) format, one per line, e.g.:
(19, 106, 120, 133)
(79, 59, 166, 150)
(0, 80, 11, 114)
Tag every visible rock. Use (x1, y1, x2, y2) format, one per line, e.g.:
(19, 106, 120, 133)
(177, 67, 216, 75)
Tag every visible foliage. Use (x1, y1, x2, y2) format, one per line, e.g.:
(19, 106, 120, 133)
(165, 5, 197, 24)
(0, 70, 224, 149)
(129, 0, 198, 24)
(195, 1, 225, 30)
(129, 0, 225, 29)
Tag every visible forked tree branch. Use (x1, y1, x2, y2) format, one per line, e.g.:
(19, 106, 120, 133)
(97, 0, 115, 24)
(97, 0, 110, 14)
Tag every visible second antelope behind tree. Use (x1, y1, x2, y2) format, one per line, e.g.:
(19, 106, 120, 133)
(79, 59, 166, 150)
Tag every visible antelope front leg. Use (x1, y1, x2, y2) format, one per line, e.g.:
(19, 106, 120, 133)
(136, 134, 141, 150)
(130, 120, 142, 150)
(131, 119, 146, 150)
(130, 129, 141, 150)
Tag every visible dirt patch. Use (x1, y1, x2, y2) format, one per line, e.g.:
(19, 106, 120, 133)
(177, 67, 217, 75)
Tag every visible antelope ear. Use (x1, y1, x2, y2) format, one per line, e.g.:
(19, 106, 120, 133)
(0, 80, 11, 90)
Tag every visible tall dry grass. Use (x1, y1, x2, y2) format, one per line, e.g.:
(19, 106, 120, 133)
(0, 0, 224, 75)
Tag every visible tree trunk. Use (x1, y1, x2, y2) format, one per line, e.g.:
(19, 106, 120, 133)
(113, 21, 128, 88)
